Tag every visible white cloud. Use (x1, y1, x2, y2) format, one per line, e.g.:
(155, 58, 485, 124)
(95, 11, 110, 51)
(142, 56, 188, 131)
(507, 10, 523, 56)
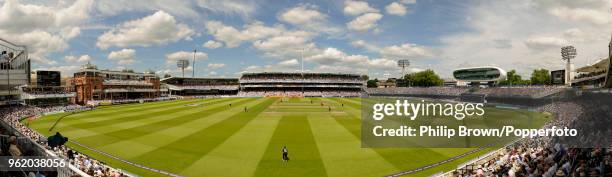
(343, 0, 379, 16)
(279, 4, 326, 26)
(205, 21, 284, 48)
(306, 47, 396, 74)
(207, 63, 226, 70)
(400, 0, 417, 4)
(108, 49, 136, 65)
(205, 20, 318, 59)
(202, 40, 223, 49)
(437, 0, 612, 78)
(252, 31, 317, 58)
(278, 4, 341, 34)
(197, 0, 257, 18)
(347, 13, 383, 31)
(60, 27, 81, 40)
(351, 40, 380, 51)
(64, 55, 92, 63)
(530, 0, 612, 26)
(379, 43, 433, 59)
(278, 59, 299, 67)
(165, 51, 208, 64)
(352, 40, 433, 59)
(0, 0, 93, 65)
(386, 2, 407, 16)
(239, 59, 302, 74)
(95, 0, 199, 18)
(524, 36, 568, 50)
(240, 65, 262, 73)
(0, 0, 93, 33)
(367, 58, 397, 69)
(97, 10, 194, 49)
(35, 65, 81, 77)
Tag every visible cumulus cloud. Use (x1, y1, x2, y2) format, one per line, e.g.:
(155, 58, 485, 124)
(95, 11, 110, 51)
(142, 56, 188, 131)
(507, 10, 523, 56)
(197, 0, 257, 18)
(202, 40, 223, 49)
(352, 40, 434, 59)
(386, 2, 407, 16)
(437, 0, 612, 77)
(205, 21, 284, 48)
(108, 48, 136, 65)
(306, 47, 396, 74)
(400, 0, 417, 4)
(207, 63, 226, 70)
(239, 59, 302, 74)
(343, 0, 379, 16)
(0, 0, 93, 65)
(165, 51, 208, 64)
(279, 4, 326, 26)
(97, 10, 194, 49)
(380, 43, 433, 59)
(524, 36, 568, 50)
(35, 65, 81, 76)
(347, 13, 383, 31)
(64, 55, 92, 63)
(95, 0, 199, 18)
(278, 59, 299, 67)
(205, 20, 318, 59)
(252, 31, 317, 58)
(278, 4, 342, 34)
(538, 0, 612, 26)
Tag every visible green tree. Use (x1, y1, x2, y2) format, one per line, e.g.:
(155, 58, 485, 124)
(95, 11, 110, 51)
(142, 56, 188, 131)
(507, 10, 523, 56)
(403, 69, 443, 87)
(367, 78, 379, 88)
(361, 75, 369, 81)
(530, 68, 551, 85)
(500, 70, 531, 85)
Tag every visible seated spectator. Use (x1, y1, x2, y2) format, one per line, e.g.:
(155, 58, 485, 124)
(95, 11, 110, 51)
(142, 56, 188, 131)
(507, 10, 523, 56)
(8, 136, 22, 157)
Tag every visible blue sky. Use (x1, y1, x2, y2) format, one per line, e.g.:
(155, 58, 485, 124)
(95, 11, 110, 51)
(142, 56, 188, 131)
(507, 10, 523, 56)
(2, 0, 611, 79)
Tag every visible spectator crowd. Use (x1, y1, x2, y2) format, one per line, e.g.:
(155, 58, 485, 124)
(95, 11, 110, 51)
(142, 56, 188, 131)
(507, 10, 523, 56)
(449, 99, 610, 177)
(0, 105, 130, 177)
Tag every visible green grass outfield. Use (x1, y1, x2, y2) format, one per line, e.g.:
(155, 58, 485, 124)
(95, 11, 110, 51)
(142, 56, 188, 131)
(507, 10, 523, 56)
(28, 97, 549, 177)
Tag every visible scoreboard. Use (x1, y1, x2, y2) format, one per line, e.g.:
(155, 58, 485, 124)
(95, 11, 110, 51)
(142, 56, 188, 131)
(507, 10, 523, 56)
(36, 70, 61, 86)
(550, 70, 565, 85)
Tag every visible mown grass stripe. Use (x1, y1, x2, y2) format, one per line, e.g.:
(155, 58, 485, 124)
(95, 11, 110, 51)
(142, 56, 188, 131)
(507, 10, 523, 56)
(307, 113, 398, 176)
(322, 98, 452, 171)
(50, 98, 221, 133)
(37, 99, 201, 124)
(128, 98, 278, 173)
(253, 114, 328, 177)
(179, 111, 282, 177)
(96, 98, 271, 160)
(32, 99, 189, 125)
(74, 98, 256, 147)
(44, 98, 207, 127)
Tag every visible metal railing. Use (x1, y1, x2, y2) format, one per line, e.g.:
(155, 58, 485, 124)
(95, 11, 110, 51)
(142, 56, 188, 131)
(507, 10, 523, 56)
(0, 119, 91, 177)
(0, 38, 28, 70)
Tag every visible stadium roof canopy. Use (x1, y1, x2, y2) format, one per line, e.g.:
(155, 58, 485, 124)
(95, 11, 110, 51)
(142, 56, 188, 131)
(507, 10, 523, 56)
(240, 72, 362, 77)
(453, 66, 507, 82)
(160, 77, 238, 82)
(575, 58, 609, 73)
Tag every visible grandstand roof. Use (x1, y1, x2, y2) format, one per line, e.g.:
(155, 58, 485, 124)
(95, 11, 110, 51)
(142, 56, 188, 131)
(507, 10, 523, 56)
(241, 72, 361, 77)
(575, 58, 609, 73)
(160, 77, 239, 82)
(76, 68, 156, 77)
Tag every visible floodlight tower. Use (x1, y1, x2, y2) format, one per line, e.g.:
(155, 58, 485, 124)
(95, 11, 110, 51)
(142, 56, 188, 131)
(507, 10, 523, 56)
(397, 59, 410, 78)
(177, 59, 189, 78)
(561, 46, 576, 85)
(192, 49, 196, 78)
